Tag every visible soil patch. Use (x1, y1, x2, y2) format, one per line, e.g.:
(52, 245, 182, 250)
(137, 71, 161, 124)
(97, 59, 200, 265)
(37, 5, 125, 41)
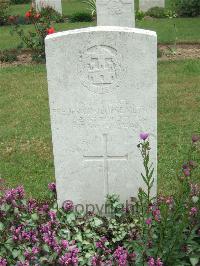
(1, 45, 200, 68)
(159, 44, 200, 61)
(0, 51, 35, 68)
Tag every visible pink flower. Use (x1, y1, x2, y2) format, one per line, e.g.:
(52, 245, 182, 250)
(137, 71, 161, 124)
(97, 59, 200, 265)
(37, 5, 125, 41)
(189, 207, 198, 216)
(61, 240, 69, 249)
(156, 258, 163, 266)
(140, 132, 149, 141)
(114, 246, 128, 266)
(148, 257, 155, 266)
(0, 257, 7, 266)
(48, 182, 56, 192)
(63, 200, 74, 212)
(192, 135, 200, 143)
(153, 209, 161, 222)
(183, 168, 190, 177)
(145, 218, 152, 225)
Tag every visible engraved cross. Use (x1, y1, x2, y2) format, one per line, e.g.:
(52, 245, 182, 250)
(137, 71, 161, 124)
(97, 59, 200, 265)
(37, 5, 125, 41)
(83, 134, 128, 195)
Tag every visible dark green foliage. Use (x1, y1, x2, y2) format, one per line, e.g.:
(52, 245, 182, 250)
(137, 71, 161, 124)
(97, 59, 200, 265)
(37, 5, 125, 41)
(146, 7, 167, 18)
(175, 0, 200, 17)
(135, 9, 145, 21)
(0, 138, 199, 265)
(10, 0, 30, 4)
(69, 11, 93, 22)
(0, 50, 17, 62)
(40, 6, 64, 23)
(157, 47, 163, 58)
(0, 0, 9, 26)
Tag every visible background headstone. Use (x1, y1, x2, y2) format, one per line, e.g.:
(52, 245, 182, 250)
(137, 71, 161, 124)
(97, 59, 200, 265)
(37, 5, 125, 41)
(96, 0, 135, 27)
(35, 0, 62, 14)
(139, 0, 165, 12)
(45, 27, 157, 210)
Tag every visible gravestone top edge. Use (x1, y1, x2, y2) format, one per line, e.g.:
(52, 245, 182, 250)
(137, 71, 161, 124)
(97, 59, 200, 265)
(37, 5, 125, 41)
(45, 26, 157, 42)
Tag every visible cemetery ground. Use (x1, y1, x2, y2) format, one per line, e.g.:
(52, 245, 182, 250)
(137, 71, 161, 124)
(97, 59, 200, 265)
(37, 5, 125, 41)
(1, 18, 200, 51)
(0, 59, 200, 200)
(0, 2, 200, 265)
(0, 1, 200, 200)
(0, 2, 200, 201)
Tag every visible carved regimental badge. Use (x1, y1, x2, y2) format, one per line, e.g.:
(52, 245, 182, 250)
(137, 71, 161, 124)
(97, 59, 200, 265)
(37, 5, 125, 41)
(79, 45, 122, 94)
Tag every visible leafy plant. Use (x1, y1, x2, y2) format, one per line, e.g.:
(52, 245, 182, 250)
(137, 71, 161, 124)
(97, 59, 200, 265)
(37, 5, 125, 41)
(0, 0, 10, 26)
(175, 0, 200, 17)
(0, 50, 17, 62)
(10, 7, 56, 60)
(69, 11, 93, 23)
(0, 134, 199, 265)
(39, 6, 64, 23)
(146, 7, 167, 18)
(135, 9, 145, 21)
(83, 0, 96, 17)
(10, 0, 30, 4)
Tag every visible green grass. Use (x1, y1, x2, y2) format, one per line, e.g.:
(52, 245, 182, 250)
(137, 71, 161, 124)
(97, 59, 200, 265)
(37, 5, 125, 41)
(9, 0, 89, 17)
(9, 0, 174, 17)
(0, 22, 95, 50)
(0, 60, 200, 200)
(0, 17, 200, 51)
(137, 18, 200, 44)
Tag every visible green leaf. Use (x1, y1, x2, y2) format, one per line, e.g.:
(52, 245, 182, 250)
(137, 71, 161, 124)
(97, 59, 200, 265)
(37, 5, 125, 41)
(75, 232, 83, 242)
(93, 217, 103, 227)
(0, 222, 4, 231)
(12, 249, 20, 259)
(190, 257, 199, 266)
(67, 212, 76, 223)
(43, 244, 50, 253)
(31, 213, 39, 221)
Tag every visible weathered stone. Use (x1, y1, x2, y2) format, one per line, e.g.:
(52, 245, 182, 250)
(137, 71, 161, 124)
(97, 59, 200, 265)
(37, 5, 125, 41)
(139, 0, 165, 12)
(45, 27, 157, 211)
(35, 0, 62, 14)
(96, 0, 135, 27)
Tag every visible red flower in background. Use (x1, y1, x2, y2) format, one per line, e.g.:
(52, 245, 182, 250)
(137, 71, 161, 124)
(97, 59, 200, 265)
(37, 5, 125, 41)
(25, 11, 32, 18)
(47, 27, 55, 35)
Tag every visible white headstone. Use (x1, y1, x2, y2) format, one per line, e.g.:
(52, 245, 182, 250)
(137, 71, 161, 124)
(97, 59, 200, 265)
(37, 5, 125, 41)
(96, 0, 135, 27)
(140, 0, 165, 12)
(35, 0, 62, 14)
(45, 27, 157, 211)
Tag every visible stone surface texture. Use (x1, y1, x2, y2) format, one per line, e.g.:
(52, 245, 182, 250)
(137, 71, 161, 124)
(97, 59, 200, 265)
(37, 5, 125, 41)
(35, 0, 62, 14)
(45, 27, 157, 209)
(139, 0, 165, 12)
(96, 0, 135, 27)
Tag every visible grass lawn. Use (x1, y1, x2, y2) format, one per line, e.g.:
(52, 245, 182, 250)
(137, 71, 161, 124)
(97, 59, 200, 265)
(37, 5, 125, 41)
(0, 17, 200, 51)
(0, 22, 94, 51)
(9, 0, 174, 17)
(0, 59, 200, 200)
(9, 0, 89, 17)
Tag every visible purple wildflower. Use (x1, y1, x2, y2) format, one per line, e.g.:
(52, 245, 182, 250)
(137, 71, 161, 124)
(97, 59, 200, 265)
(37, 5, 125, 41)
(0, 257, 7, 266)
(148, 257, 155, 266)
(156, 258, 163, 266)
(48, 182, 56, 192)
(189, 207, 198, 216)
(140, 132, 149, 141)
(59, 246, 79, 265)
(91, 256, 99, 266)
(63, 200, 74, 212)
(146, 218, 152, 225)
(183, 169, 190, 177)
(61, 240, 69, 249)
(114, 246, 128, 266)
(192, 135, 200, 143)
